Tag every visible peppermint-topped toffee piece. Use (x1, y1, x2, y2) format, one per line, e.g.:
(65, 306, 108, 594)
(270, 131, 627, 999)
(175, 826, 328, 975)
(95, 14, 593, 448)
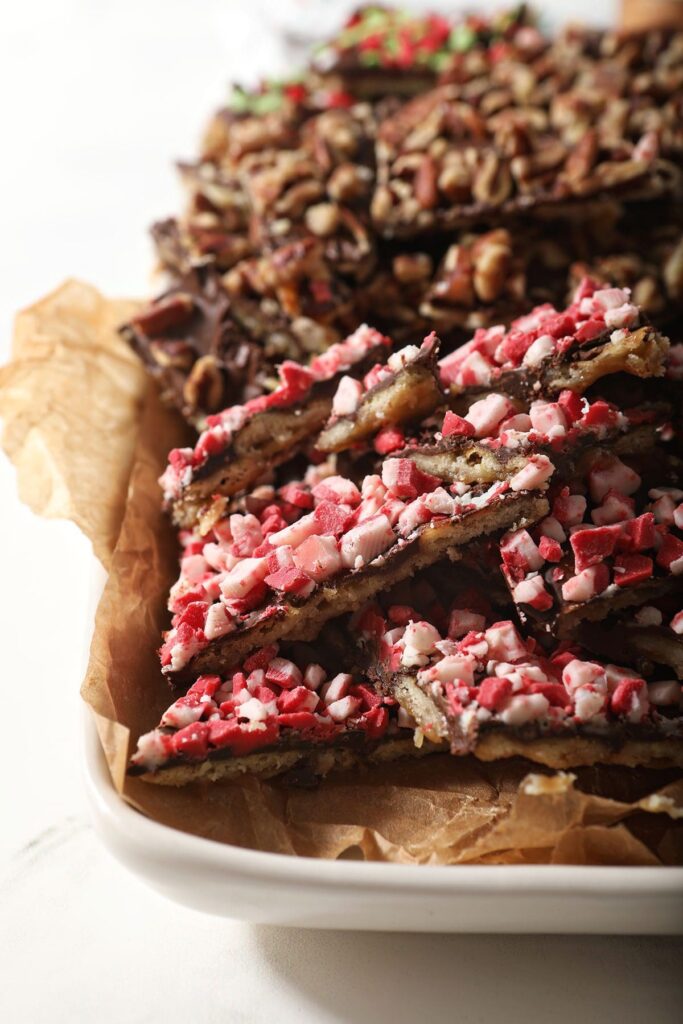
(316, 332, 443, 453)
(439, 279, 669, 403)
(498, 453, 683, 640)
(129, 640, 433, 784)
(357, 604, 683, 769)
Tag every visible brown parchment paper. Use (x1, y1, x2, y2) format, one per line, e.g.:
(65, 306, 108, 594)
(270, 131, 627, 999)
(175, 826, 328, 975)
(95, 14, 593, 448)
(2, 280, 683, 866)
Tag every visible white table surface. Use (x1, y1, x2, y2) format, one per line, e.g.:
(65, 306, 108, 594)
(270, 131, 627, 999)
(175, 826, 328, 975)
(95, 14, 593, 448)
(1, 2, 681, 1021)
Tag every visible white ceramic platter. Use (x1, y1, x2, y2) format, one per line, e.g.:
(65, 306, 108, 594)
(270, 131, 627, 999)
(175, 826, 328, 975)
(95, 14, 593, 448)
(84, 711, 683, 933)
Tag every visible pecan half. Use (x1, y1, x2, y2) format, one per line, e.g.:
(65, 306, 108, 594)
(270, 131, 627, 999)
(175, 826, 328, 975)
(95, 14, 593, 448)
(183, 355, 224, 414)
(132, 294, 194, 336)
(149, 340, 196, 370)
(472, 151, 512, 205)
(415, 154, 439, 209)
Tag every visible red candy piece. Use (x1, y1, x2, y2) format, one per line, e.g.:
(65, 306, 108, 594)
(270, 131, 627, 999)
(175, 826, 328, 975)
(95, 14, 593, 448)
(618, 512, 657, 552)
(264, 566, 311, 593)
(357, 705, 389, 739)
(442, 411, 476, 437)
(350, 683, 383, 709)
(528, 682, 571, 707)
(388, 604, 419, 626)
(374, 425, 405, 455)
(494, 328, 535, 366)
(557, 389, 584, 423)
(477, 676, 513, 711)
(613, 554, 653, 587)
(543, 312, 575, 339)
(277, 360, 315, 402)
(382, 458, 440, 499)
(575, 318, 605, 343)
(656, 533, 683, 572)
(277, 711, 324, 732)
(188, 675, 221, 697)
(172, 722, 210, 760)
(582, 400, 618, 428)
(313, 500, 355, 536)
(210, 719, 279, 755)
(570, 525, 621, 572)
(278, 483, 313, 510)
(538, 535, 562, 562)
(243, 645, 279, 672)
(610, 678, 645, 717)
(175, 601, 209, 631)
(277, 686, 317, 713)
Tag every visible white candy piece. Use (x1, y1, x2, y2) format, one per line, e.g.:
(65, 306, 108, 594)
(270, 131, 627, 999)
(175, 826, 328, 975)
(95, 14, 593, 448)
(499, 693, 550, 725)
(332, 375, 363, 416)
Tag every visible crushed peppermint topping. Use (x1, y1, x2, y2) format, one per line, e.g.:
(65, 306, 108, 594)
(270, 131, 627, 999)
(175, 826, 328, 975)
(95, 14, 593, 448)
(327, 332, 438, 428)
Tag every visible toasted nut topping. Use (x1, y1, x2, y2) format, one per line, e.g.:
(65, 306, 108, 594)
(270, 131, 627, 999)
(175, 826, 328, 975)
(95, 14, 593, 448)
(149, 340, 196, 370)
(392, 253, 433, 284)
(183, 355, 224, 413)
(305, 202, 341, 237)
(133, 294, 194, 336)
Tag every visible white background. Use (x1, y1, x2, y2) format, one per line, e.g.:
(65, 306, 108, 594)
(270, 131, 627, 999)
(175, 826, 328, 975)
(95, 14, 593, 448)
(1, 2, 681, 1022)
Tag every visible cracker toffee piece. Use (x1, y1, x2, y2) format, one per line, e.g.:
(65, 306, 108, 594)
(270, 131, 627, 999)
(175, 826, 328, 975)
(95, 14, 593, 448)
(439, 279, 670, 404)
(400, 390, 668, 491)
(498, 456, 683, 640)
(160, 324, 391, 528)
(357, 606, 683, 769)
(160, 449, 552, 686)
(129, 642, 435, 784)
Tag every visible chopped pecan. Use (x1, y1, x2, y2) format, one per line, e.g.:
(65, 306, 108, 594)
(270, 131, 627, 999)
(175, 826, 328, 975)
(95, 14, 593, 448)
(415, 154, 439, 209)
(327, 162, 373, 202)
(305, 202, 341, 237)
(132, 293, 194, 336)
(392, 253, 433, 284)
(563, 129, 599, 183)
(149, 340, 196, 370)
(472, 151, 512, 205)
(183, 355, 224, 414)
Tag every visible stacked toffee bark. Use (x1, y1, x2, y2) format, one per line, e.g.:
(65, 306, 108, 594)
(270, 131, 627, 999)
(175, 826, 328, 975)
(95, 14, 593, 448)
(122, 6, 683, 784)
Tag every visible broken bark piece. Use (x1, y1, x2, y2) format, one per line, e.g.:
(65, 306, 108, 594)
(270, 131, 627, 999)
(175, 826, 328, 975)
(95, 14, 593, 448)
(371, 72, 681, 239)
(308, 6, 538, 102)
(316, 332, 443, 453)
(129, 641, 439, 784)
(120, 269, 271, 426)
(439, 278, 670, 403)
(498, 453, 683, 642)
(357, 607, 683, 769)
(161, 449, 551, 685)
